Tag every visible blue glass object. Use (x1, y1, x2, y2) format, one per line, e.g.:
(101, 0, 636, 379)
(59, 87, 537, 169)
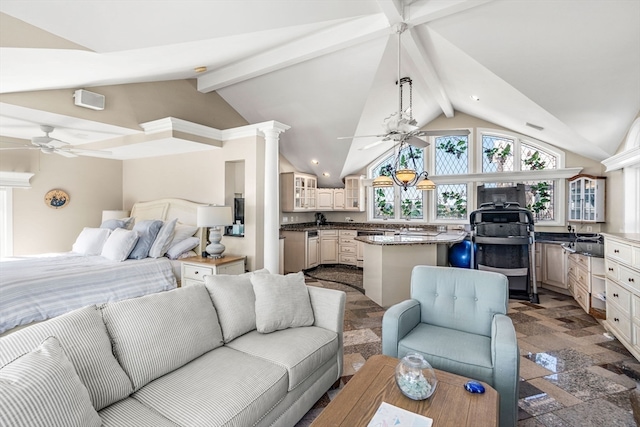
(464, 380, 485, 394)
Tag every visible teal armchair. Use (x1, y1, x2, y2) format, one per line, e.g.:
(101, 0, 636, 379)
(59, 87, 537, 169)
(382, 265, 519, 427)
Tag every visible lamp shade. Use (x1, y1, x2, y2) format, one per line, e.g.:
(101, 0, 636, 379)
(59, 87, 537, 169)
(102, 210, 130, 222)
(197, 205, 233, 227)
(372, 175, 394, 188)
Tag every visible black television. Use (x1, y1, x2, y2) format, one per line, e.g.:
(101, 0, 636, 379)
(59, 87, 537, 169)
(234, 197, 245, 224)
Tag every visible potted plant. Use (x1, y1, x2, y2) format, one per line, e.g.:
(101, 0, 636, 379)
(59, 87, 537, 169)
(437, 139, 467, 158)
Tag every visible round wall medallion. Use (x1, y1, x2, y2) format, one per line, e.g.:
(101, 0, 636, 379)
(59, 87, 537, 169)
(44, 189, 70, 209)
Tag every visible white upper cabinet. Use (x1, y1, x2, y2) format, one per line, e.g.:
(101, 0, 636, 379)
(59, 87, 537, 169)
(344, 175, 365, 212)
(281, 172, 317, 212)
(568, 175, 606, 222)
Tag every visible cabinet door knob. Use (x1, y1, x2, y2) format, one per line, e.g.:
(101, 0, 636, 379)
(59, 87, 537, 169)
(195, 271, 199, 275)
(608, 267, 614, 271)
(613, 293, 619, 297)
(614, 249, 620, 253)
(614, 317, 620, 322)
(629, 278, 635, 283)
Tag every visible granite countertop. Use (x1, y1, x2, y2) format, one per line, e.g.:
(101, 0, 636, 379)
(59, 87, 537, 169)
(355, 231, 466, 246)
(280, 222, 439, 233)
(600, 232, 640, 245)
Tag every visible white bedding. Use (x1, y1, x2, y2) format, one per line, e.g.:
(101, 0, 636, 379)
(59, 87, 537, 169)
(0, 253, 177, 335)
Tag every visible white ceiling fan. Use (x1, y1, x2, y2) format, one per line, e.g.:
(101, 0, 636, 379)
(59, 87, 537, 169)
(0, 125, 110, 158)
(338, 23, 469, 151)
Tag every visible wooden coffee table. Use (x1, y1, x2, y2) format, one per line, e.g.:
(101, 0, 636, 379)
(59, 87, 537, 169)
(311, 354, 498, 427)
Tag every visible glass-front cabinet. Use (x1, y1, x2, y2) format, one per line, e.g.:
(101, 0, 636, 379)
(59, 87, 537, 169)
(568, 175, 606, 222)
(344, 175, 365, 211)
(281, 172, 317, 212)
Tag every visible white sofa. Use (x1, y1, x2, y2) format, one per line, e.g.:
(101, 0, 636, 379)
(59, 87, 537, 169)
(0, 271, 346, 427)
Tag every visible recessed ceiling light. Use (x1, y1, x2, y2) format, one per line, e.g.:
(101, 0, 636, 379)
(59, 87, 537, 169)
(311, 159, 319, 165)
(194, 66, 207, 73)
(470, 95, 480, 101)
(322, 172, 330, 177)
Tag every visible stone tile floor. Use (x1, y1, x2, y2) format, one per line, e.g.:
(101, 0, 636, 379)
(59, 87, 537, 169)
(297, 271, 640, 427)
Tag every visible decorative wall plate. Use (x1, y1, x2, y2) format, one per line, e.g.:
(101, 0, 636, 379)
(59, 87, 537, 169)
(44, 189, 70, 209)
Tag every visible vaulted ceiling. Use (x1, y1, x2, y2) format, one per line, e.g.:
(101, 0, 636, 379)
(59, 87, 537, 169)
(1, 0, 638, 187)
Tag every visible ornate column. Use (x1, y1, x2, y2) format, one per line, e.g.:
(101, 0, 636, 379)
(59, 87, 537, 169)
(259, 121, 290, 274)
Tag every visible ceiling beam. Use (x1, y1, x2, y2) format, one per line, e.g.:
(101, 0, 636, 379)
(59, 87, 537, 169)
(197, 15, 390, 93)
(402, 26, 454, 118)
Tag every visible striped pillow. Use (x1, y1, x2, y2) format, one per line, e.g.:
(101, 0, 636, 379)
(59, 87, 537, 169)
(0, 305, 133, 411)
(101, 284, 224, 390)
(0, 336, 102, 427)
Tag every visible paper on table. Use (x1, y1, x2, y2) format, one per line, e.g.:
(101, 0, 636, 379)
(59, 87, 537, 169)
(367, 401, 433, 427)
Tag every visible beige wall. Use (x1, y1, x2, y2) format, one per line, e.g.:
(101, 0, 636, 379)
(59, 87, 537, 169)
(123, 135, 265, 270)
(3, 150, 122, 255)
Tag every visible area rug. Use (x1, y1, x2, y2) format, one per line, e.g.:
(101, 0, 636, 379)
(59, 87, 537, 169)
(304, 265, 364, 292)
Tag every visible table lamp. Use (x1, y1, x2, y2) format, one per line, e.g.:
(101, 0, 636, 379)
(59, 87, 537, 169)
(197, 205, 233, 258)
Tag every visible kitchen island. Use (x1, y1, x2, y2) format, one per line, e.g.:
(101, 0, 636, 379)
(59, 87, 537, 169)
(356, 231, 467, 307)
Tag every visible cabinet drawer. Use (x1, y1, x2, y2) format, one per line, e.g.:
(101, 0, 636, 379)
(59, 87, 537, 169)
(633, 246, 640, 270)
(573, 253, 592, 270)
(606, 240, 633, 264)
(605, 260, 619, 280)
(607, 279, 631, 315)
(339, 253, 356, 264)
(339, 238, 356, 246)
(607, 303, 632, 343)
(619, 265, 640, 293)
(320, 230, 338, 236)
(339, 230, 357, 237)
(573, 283, 589, 313)
(183, 264, 213, 280)
(340, 245, 356, 254)
(574, 265, 590, 290)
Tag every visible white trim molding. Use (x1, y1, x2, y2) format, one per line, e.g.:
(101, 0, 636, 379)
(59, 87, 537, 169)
(0, 171, 35, 188)
(602, 146, 640, 171)
(429, 168, 583, 184)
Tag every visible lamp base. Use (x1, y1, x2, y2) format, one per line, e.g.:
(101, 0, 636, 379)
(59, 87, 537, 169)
(206, 227, 226, 259)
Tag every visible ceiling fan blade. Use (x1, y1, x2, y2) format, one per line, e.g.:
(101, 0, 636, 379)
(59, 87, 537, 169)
(405, 135, 429, 148)
(54, 149, 78, 158)
(67, 147, 112, 156)
(0, 146, 39, 151)
(338, 134, 387, 140)
(419, 129, 471, 137)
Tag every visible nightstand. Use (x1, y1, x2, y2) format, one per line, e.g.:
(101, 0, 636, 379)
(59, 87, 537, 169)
(180, 255, 246, 287)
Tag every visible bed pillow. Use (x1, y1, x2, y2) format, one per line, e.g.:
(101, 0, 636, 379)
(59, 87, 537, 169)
(101, 228, 139, 261)
(148, 218, 177, 258)
(0, 336, 102, 427)
(250, 271, 315, 333)
(172, 223, 198, 246)
(128, 220, 163, 259)
(72, 227, 112, 255)
(166, 236, 200, 260)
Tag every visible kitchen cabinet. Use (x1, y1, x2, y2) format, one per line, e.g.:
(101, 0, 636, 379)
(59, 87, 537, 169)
(317, 189, 334, 210)
(344, 175, 365, 211)
(334, 189, 346, 210)
(603, 234, 640, 360)
(541, 243, 568, 290)
(281, 172, 317, 212)
(338, 230, 357, 265)
(307, 235, 319, 268)
(566, 252, 605, 315)
(319, 230, 338, 263)
(568, 175, 605, 222)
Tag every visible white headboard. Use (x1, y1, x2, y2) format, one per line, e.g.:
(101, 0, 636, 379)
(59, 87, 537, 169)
(130, 198, 206, 255)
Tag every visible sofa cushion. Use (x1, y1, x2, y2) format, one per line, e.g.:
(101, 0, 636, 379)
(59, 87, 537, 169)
(226, 326, 338, 391)
(0, 305, 133, 411)
(251, 272, 315, 333)
(0, 336, 102, 427)
(100, 397, 180, 427)
(101, 284, 223, 391)
(398, 323, 494, 385)
(204, 269, 270, 343)
(132, 346, 289, 427)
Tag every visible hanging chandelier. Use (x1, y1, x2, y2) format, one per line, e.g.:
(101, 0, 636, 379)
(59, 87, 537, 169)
(372, 23, 435, 192)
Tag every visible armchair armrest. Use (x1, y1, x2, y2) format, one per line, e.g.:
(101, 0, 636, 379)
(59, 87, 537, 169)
(382, 299, 421, 358)
(491, 313, 520, 427)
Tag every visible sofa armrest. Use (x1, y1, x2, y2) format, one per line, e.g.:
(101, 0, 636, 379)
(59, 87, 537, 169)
(307, 286, 346, 378)
(382, 299, 421, 358)
(491, 313, 520, 427)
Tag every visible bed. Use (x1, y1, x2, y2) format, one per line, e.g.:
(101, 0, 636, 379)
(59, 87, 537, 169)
(0, 198, 206, 335)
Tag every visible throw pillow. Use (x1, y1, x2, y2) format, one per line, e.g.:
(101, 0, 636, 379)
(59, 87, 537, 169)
(128, 219, 163, 259)
(71, 227, 112, 255)
(101, 228, 139, 261)
(171, 223, 198, 246)
(148, 218, 177, 258)
(251, 271, 315, 333)
(100, 218, 128, 230)
(166, 236, 200, 260)
(204, 269, 270, 342)
(0, 336, 102, 427)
